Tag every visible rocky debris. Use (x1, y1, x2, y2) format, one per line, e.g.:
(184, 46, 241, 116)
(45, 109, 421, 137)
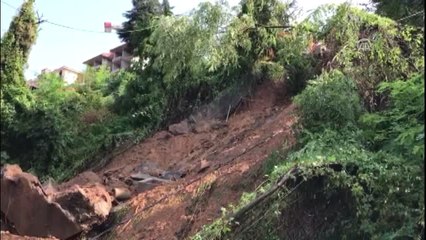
(133, 180, 159, 194)
(113, 187, 132, 201)
(1, 165, 116, 239)
(193, 119, 228, 134)
(198, 159, 211, 173)
(52, 183, 112, 232)
(131, 162, 163, 177)
(1, 164, 82, 239)
(42, 179, 57, 201)
(168, 119, 192, 135)
(193, 120, 212, 133)
(155, 131, 173, 140)
(0, 231, 58, 240)
(129, 171, 172, 194)
(56, 171, 103, 192)
(130, 172, 171, 183)
(1, 212, 16, 233)
(159, 171, 185, 181)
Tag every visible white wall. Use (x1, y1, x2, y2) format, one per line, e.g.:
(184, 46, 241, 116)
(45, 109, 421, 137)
(62, 70, 79, 85)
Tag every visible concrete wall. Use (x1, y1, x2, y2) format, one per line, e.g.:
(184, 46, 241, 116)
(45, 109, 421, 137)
(61, 70, 79, 85)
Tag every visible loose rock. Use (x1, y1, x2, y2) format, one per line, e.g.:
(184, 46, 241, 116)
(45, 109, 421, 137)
(168, 119, 191, 135)
(52, 183, 112, 232)
(113, 187, 132, 201)
(0, 165, 81, 239)
(198, 160, 211, 173)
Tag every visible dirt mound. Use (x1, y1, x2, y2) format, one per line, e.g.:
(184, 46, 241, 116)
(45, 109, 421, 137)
(86, 80, 298, 239)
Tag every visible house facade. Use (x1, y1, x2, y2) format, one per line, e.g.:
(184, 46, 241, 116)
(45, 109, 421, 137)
(53, 66, 81, 85)
(27, 66, 81, 89)
(83, 43, 133, 72)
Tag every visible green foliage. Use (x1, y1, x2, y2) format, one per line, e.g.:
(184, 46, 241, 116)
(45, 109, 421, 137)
(294, 70, 363, 130)
(118, 0, 170, 55)
(237, 0, 293, 69)
(1, 65, 142, 180)
(1, 0, 37, 169)
(161, 0, 173, 16)
(193, 4, 424, 239)
(275, 24, 317, 95)
(104, 70, 134, 102)
(115, 2, 246, 127)
(191, 213, 231, 240)
(360, 73, 424, 161)
(372, 0, 425, 27)
(304, 3, 424, 111)
(1, 0, 37, 65)
(1, 1, 423, 237)
(273, 129, 423, 239)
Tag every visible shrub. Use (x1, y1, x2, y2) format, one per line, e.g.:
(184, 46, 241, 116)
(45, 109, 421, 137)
(360, 73, 424, 160)
(294, 70, 363, 130)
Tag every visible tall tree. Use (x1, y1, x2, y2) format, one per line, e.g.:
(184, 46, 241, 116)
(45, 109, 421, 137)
(118, 0, 174, 56)
(1, 0, 38, 162)
(236, 0, 293, 70)
(161, 0, 173, 16)
(1, 0, 38, 86)
(371, 0, 424, 27)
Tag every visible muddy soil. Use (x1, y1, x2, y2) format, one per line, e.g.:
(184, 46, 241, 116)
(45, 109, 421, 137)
(64, 80, 298, 239)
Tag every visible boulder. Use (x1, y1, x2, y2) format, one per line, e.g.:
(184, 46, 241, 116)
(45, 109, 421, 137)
(52, 183, 112, 231)
(56, 171, 102, 192)
(198, 159, 211, 173)
(168, 119, 191, 135)
(155, 131, 173, 140)
(159, 171, 185, 181)
(112, 187, 132, 201)
(0, 165, 82, 239)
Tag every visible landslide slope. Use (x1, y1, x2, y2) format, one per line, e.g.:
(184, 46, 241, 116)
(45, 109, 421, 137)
(71, 80, 297, 240)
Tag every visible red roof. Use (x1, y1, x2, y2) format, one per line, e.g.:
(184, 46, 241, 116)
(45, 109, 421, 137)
(101, 52, 114, 58)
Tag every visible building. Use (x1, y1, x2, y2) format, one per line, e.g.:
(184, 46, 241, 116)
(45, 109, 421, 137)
(26, 66, 82, 89)
(52, 66, 81, 85)
(83, 43, 133, 72)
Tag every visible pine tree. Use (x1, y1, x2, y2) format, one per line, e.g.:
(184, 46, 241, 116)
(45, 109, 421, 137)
(161, 0, 173, 16)
(117, 0, 162, 54)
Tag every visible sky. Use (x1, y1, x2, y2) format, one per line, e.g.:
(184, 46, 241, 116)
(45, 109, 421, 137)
(1, 0, 369, 80)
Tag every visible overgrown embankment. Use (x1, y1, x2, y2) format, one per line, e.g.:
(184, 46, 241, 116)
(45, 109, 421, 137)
(193, 4, 424, 240)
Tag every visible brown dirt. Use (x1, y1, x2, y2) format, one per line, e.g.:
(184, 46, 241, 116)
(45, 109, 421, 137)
(67, 80, 298, 239)
(0, 232, 57, 240)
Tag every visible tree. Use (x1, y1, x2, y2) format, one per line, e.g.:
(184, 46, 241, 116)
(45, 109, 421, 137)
(1, 0, 38, 162)
(118, 0, 172, 56)
(371, 0, 424, 27)
(236, 0, 293, 80)
(1, 0, 38, 84)
(161, 0, 173, 16)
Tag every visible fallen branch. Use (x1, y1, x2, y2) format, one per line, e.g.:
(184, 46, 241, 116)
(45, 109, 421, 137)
(230, 167, 300, 222)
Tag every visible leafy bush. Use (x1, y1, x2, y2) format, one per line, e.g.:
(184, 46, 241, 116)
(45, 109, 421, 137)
(294, 70, 363, 130)
(1, 66, 143, 180)
(196, 125, 424, 239)
(360, 73, 424, 161)
(306, 4, 424, 111)
(270, 129, 424, 239)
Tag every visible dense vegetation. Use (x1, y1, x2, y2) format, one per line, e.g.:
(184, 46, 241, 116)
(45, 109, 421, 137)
(192, 3, 424, 240)
(0, 0, 424, 238)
